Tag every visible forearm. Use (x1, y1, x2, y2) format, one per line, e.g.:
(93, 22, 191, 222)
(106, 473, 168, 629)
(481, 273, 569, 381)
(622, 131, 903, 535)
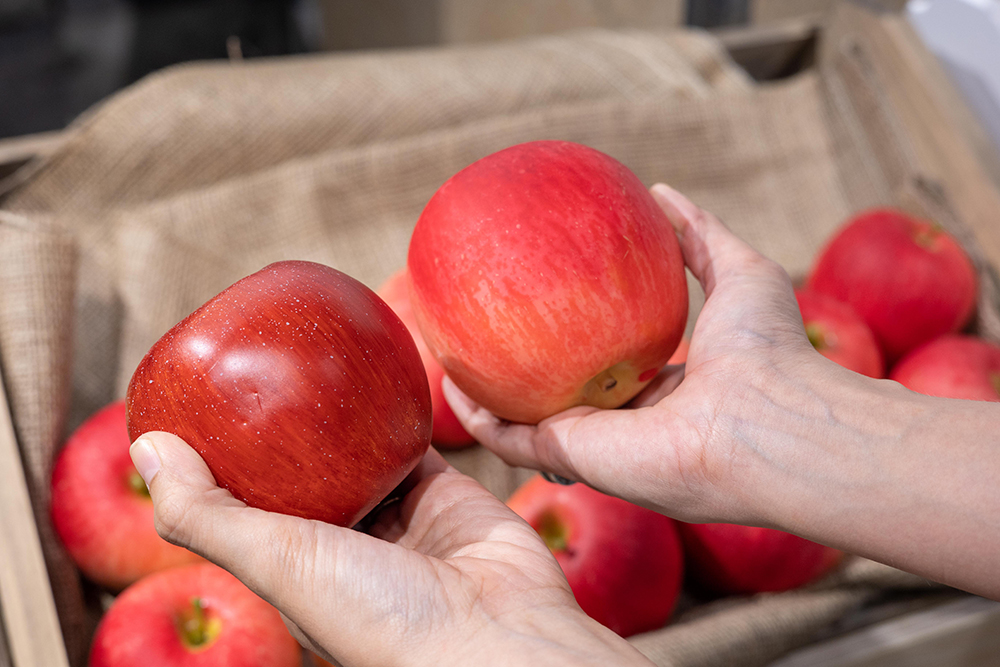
(744, 358, 1000, 598)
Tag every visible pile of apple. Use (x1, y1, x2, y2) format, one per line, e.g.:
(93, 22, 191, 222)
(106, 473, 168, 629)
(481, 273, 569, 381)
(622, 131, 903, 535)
(800, 207, 998, 400)
(51, 141, 1000, 665)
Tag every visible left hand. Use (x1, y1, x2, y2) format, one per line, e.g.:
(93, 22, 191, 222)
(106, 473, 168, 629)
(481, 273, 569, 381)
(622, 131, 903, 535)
(130, 432, 652, 667)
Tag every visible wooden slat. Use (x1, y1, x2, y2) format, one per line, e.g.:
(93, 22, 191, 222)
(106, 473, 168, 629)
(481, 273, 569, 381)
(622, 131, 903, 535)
(716, 17, 819, 79)
(771, 596, 1000, 666)
(0, 363, 70, 667)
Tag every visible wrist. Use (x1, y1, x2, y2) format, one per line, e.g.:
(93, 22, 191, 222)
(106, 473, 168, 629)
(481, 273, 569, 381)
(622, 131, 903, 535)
(437, 607, 653, 667)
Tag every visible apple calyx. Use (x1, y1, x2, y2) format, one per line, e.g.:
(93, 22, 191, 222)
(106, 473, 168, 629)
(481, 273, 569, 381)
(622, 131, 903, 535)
(177, 597, 222, 651)
(536, 512, 570, 554)
(581, 361, 640, 409)
(126, 469, 151, 499)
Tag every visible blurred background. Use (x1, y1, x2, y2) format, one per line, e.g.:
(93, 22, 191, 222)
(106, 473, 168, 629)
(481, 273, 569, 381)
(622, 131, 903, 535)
(2, 0, 998, 146)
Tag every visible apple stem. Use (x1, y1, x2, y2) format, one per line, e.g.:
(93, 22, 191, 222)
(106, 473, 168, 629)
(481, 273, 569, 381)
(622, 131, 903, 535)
(537, 512, 569, 553)
(912, 223, 943, 250)
(805, 322, 827, 351)
(127, 469, 151, 498)
(178, 597, 222, 650)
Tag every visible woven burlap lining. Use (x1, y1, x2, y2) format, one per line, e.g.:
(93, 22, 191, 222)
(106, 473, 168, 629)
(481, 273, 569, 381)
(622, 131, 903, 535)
(0, 17, 993, 667)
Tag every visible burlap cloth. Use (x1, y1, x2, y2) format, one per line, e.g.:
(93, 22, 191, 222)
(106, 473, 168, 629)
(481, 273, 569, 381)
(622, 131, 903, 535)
(1, 12, 996, 667)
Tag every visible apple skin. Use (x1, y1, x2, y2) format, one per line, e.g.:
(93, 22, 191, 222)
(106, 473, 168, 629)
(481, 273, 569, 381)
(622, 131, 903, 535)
(50, 401, 202, 590)
(408, 141, 688, 424)
(89, 562, 300, 667)
(807, 208, 977, 362)
(506, 474, 684, 638)
(676, 523, 843, 596)
(795, 289, 884, 378)
(890, 334, 1000, 401)
(377, 268, 475, 448)
(127, 261, 432, 527)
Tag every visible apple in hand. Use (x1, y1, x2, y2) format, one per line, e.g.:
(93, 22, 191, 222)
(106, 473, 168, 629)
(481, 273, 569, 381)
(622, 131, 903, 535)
(408, 141, 688, 424)
(677, 522, 843, 596)
(89, 562, 300, 667)
(377, 268, 474, 448)
(890, 334, 1000, 401)
(506, 474, 684, 637)
(795, 289, 884, 378)
(50, 400, 202, 590)
(808, 208, 977, 362)
(127, 261, 432, 527)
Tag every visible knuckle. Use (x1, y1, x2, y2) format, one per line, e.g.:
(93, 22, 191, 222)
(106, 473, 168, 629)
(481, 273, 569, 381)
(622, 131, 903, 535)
(153, 488, 200, 547)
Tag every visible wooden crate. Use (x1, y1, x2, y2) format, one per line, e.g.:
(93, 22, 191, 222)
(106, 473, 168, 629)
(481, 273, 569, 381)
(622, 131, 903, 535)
(1, 5, 999, 667)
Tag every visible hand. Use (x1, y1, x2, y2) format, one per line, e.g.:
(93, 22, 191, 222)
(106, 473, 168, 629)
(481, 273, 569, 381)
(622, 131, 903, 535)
(443, 183, 861, 526)
(445, 184, 1000, 601)
(129, 433, 652, 667)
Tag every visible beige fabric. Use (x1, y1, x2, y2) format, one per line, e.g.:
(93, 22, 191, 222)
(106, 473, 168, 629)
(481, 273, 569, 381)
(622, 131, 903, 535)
(0, 20, 995, 667)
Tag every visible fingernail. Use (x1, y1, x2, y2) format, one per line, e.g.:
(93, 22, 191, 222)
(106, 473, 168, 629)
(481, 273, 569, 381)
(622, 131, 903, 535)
(130, 438, 162, 486)
(650, 182, 677, 199)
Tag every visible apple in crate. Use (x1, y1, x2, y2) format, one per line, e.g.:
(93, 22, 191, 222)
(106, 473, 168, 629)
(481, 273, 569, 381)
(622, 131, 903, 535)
(89, 562, 300, 667)
(127, 261, 432, 527)
(890, 334, 1000, 401)
(506, 474, 684, 637)
(808, 208, 977, 362)
(50, 401, 202, 589)
(378, 268, 474, 448)
(408, 141, 688, 424)
(677, 522, 843, 596)
(795, 289, 884, 378)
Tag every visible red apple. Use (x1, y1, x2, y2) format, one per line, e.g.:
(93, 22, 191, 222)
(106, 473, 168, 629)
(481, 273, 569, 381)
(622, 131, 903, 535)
(506, 474, 684, 637)
(795, 289, 884, 378)
(127, 261, 432, 527)
(808, 208, 977, 362)
(890, 334, 1000, 401)
(408, 141, 688, 424)
(50, 401, 202, 589)
(677, 522, 843, 596)
(377, 268, 474, 448)
(89, 563, 300, 667)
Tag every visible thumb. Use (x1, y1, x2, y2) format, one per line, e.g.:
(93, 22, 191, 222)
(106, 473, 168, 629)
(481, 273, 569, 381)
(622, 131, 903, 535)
(128, 431, 376, 621)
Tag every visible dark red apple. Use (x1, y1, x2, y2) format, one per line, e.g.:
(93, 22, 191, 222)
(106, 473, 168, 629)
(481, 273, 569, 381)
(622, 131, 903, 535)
(677, 522, 843, 596)
(890, 334, 1000, 401)
(50, 401, 202, 589)
(377, 268, 474, 448)
(506, 474, 684, 637)
(89, 562, 300, 667)
(795, 289, 884, 378)
(808, 208, 977, 362)
(127, 261, 432, 527)
(408, 141, 688, 424)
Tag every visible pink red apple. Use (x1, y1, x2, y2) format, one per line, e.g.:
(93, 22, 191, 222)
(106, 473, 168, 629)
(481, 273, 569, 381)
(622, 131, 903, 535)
(127, 261, 432, 527)
(50, 401, 202, 590)
(808, 208, 977, 362)
(506, 474, 684, 637)
(89, 562, 300, 667)
(795, 289, 884, 378)
(890, 334, 1000, 401)
(408, 141, 688, 424)
(677, 522, 843, 596)
(377, 268, 474, 448)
